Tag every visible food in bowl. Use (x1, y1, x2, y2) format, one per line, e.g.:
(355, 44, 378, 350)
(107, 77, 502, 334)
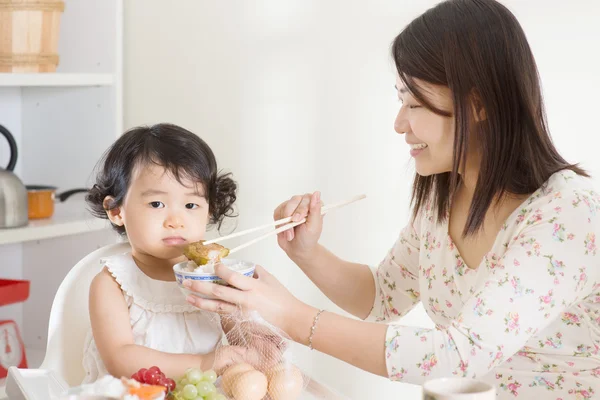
(183, 240, 230, 265)
(173, 258, 256, 300)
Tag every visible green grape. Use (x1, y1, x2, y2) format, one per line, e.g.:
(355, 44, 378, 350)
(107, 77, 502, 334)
(203, 394, 219, 400)
(182, 384, 199, 400)
(179, 378, 190, 387)
(186, 368, 204, 384)
(195, 381, 216, 397)
(202, 369, 217, 384)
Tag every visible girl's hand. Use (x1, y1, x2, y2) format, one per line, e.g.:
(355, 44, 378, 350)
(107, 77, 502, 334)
(184, 263, 308, 343)
(273, 191, 323, 261)
(201, 345, 248, 375)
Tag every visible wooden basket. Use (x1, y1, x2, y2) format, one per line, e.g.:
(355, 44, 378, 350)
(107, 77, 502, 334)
(0, 0, 65, 73)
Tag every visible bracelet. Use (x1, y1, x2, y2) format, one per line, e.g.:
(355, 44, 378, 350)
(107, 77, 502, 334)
(308, 309, 325, 350)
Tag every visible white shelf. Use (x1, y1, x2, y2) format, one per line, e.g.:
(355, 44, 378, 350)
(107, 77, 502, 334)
(0, 73, 114, 87)
(0, 214, 109, 246)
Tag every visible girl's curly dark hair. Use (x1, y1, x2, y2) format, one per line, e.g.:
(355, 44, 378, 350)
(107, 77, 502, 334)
(86, 123, 237, 235)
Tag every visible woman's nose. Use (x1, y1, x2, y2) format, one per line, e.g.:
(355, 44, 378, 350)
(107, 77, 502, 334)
(394, 107, 409, 135)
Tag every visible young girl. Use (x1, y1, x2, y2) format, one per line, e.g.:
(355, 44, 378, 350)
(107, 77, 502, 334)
(82, 123, 246, 383)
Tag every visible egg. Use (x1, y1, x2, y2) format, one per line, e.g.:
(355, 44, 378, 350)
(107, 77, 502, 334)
(221, 363, 255, 395)
(231, 370, 268, 400)
(267, 365, 303, 400)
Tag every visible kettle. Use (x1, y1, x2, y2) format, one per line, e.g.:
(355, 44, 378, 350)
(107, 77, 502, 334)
(0, 124, 28, 228)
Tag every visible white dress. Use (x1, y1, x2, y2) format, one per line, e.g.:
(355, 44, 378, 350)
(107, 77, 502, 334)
(82, 252, 223, 383)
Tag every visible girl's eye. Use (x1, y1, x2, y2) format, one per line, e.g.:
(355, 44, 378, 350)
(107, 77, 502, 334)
(186, 203, 199, 210)
(150, 201, 164, 209)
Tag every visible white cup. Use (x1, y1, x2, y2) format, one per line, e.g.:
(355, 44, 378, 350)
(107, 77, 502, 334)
(422, 378, 496, 400)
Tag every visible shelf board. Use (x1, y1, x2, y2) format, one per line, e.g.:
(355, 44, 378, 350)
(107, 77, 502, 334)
(0, 73, 114, 87)
(0, 214, 109, 246)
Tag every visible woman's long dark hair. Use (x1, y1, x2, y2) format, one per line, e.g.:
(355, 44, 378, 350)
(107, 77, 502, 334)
(393, 0, 587, 236)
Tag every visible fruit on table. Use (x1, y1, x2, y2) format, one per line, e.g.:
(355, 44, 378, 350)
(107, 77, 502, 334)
(172, 368, 223, 400)
(132, 366, 176, 393)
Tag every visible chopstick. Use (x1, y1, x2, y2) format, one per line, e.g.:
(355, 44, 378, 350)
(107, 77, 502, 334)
(204, 194, 366, 246)
(227, 193, 366, 255)
(227, 218, 307, 255)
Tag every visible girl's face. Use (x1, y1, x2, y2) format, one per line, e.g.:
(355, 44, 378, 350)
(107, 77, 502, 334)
(394, 76, 456, 176)
(107, 163, 210, 261)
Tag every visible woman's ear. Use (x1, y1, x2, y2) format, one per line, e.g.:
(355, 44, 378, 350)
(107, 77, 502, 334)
(103, 196, 124, 227)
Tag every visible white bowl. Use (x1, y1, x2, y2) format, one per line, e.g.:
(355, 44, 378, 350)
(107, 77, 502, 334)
(173, 258, 256, 300)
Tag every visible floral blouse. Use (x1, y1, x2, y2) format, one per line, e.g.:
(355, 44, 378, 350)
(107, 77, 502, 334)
(367, 170, 600, 399)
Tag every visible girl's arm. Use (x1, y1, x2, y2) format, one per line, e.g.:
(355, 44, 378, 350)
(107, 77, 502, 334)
(90, 268, 244, 378)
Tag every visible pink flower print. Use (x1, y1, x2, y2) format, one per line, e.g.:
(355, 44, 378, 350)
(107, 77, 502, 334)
(423, 265, 436, 289)
(473, 297, 493, 317)
(568, 382, 595, 399)
(389, 366, 407, 381)
(575, 267, 588, 292)
(444, 275, 457, 295)
(527, 209, 543, 225)
(554, 206, 563, 213)
(515, 208, 528, 224)
(520, 237, 541, 257)
(538, 289, 555, 317)
(591, 367, 600, 378)
(465, 328, 483, 347)
(417, 353, 438, 376)
(454, 360, 468, 377)
(585, 233, 597, 256)
(498, 375, 522, 396)
(487, 350, 504, 370)
(385, 295, 400, 316)
(517, 347, 540, 363)
(539, 332, 563, 349)
(442, 267, 448, 277)
(445, 300, 453, 308)
(562, 312, 582, 327)
(455, 255, 467, 276)
(553, 223, 568, 242)
(529, 376, 556, 391)
(513, 259, 520, 267)
(504, 312, 520, 335)
(423, 233, 441, 259)
(567, 361, 575, 367)
(511, 276, 534, 297)
(573, 344, 594, 357)
(385, 331, 402, 354)
(544, 255, 565, 280)
(485, 253, 501, 270)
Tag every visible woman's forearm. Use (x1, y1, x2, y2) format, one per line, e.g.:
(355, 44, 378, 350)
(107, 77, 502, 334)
(290, 245, 376, 319)
(288, 303, 389, 378)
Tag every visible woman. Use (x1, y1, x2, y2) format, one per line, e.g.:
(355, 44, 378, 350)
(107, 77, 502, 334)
(185, 0, 600, 397)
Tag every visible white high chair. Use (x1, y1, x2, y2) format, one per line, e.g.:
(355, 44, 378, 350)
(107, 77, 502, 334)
(5, 241, 131, 399)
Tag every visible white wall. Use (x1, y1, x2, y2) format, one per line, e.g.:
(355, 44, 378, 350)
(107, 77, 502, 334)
(123, 1, 600, 398)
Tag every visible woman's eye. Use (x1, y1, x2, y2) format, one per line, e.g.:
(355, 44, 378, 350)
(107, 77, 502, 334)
(186, 203, 199, 210)
(150, 201, 164, 209)
(408, 105, 421, 109)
